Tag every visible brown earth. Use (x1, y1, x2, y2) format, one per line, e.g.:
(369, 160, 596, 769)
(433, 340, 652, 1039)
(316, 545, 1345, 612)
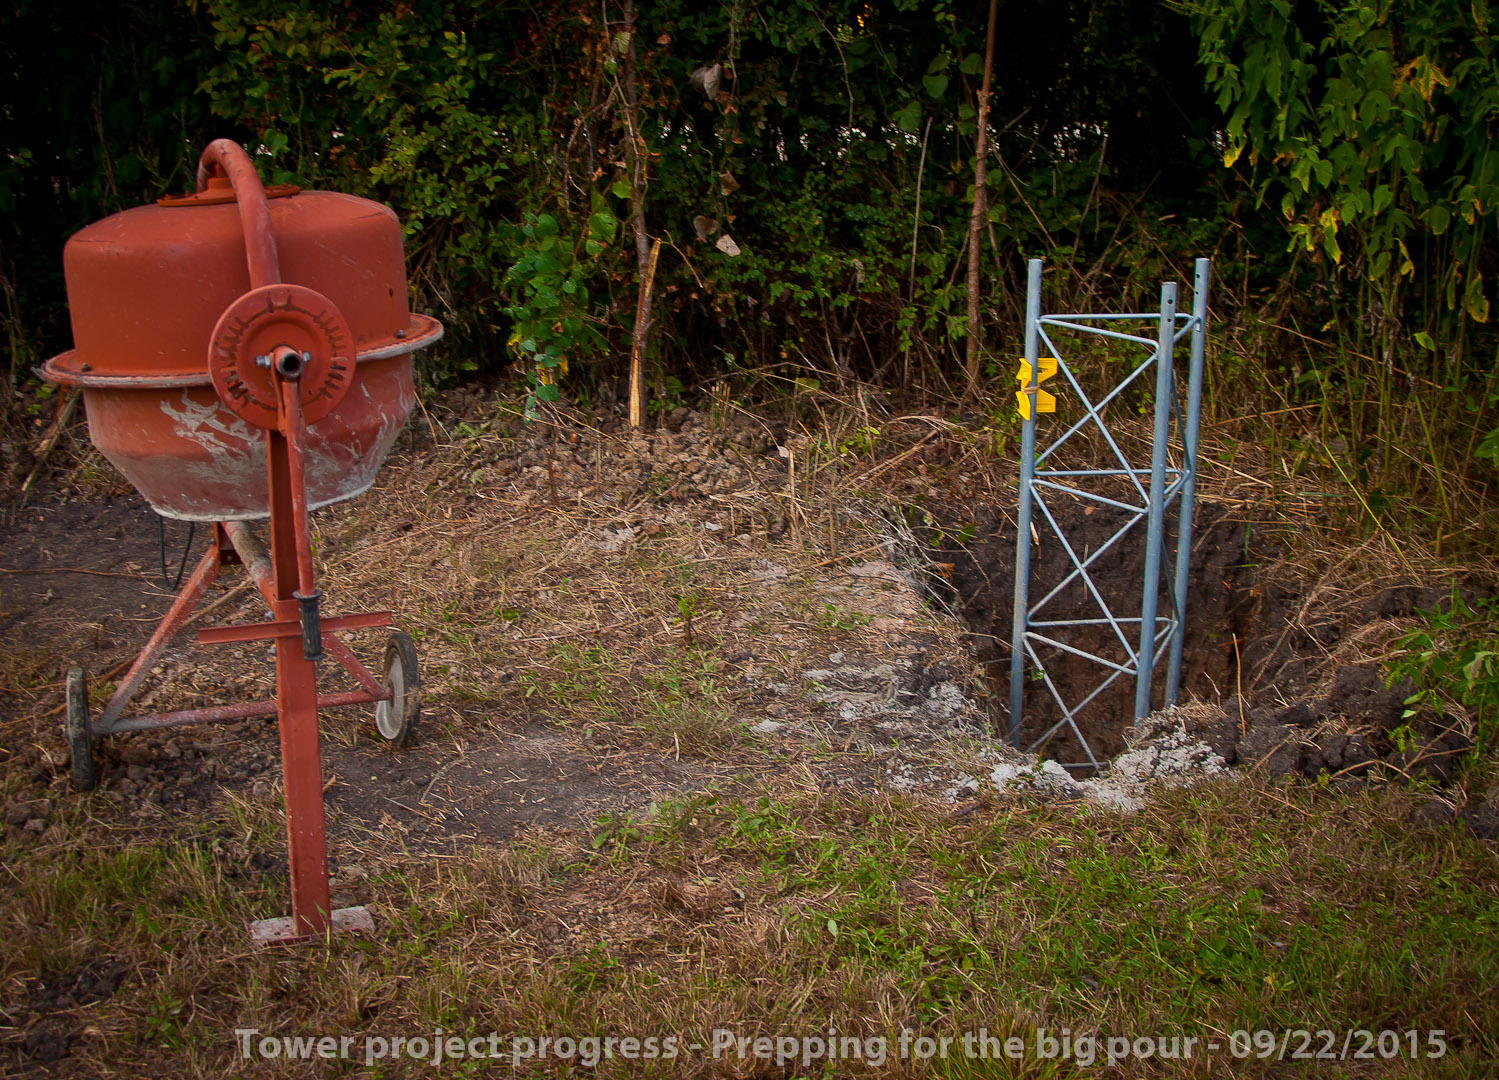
(0, 395, 996, 872)
(2, 391, 1495, 878)
(931, 485, 1496, 831)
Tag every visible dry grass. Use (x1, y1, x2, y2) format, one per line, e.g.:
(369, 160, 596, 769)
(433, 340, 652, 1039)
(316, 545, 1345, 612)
(1, 389, 1497, 1076)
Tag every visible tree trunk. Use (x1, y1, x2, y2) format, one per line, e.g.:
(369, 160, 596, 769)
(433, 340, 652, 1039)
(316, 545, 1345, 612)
(965, 0, 999, 400)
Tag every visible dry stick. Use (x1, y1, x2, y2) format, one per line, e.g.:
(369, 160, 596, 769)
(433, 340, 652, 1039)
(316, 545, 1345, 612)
(16, 578, 253, 724)
(1065, 132, 1108, 280)
(906, 116, 934, 389)
(848, 430, 941, 487)
(19, 387, 81, 497)
(621, 0, 654, 429)
(964, 0, 998, 401)
(1203, 404, 1319, 428)
(997, 156, 1055, 249)
(1323, 452, 1419, 579)
(0, 566, 143, 578)
(800, 542, 889, 572)
(629, 237, 663, 430)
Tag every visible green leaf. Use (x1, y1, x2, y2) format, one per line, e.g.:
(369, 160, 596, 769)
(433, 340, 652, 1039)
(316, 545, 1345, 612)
(1321, 223, 1342, 265)
(611, 178, 631, 199)
(1429, 205, 1451, 235)
(1466, 270, 1490, 323)
(921, 74, 948, 100)
(1414, 331, 1436, 351)
(893, 100, 921, 133)
(1475, 425, 1499, 465)
(535, 382, 560, 402)
(588, 209, 617, 244)
(959, 52, 983, 75)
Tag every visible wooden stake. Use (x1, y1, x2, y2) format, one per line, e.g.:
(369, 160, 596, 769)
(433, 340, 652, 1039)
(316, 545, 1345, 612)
(629, 237, 662, 428)
(621, 0, 656, 428)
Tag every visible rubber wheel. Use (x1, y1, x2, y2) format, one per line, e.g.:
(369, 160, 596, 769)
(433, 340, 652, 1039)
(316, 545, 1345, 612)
(374, 632, 421, 748)
(65, 667, 96, 793)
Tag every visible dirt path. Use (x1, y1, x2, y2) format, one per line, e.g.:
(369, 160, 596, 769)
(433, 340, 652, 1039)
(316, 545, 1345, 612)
(1, 400, 1001, 862)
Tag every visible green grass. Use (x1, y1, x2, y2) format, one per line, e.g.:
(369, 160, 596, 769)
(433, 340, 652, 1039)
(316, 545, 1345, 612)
(6, 772, 1495, 1077)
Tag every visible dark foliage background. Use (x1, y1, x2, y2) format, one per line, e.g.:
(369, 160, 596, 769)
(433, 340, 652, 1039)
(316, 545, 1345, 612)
(3, 0, 1496, 521)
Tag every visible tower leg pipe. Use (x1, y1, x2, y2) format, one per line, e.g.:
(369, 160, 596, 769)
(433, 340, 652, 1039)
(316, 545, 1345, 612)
(1165, 259, 1210, 703)
(1134, 282, 1177, 719)
(1008, 258, 1044, 743)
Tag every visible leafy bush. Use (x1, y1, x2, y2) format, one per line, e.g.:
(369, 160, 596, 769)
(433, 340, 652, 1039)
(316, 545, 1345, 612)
(1188, 0, 1499, 494)
(1387, 593, 1499, 755)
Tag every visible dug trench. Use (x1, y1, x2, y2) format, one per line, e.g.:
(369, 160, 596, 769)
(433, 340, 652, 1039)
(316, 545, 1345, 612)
(930, 494, 1498, 835)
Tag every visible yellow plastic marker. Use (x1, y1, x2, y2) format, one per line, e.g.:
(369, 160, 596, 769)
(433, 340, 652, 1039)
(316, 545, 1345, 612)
(1015, 356, 1057, 419)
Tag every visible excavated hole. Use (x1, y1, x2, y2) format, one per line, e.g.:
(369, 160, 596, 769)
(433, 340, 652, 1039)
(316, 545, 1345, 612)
(935, 495, 1493, 831)
(934, 497, 1263, 771)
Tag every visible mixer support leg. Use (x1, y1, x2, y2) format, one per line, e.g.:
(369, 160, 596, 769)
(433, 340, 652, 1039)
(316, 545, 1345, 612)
(257, 428, 335, 942)
(97, 539, 224, 730)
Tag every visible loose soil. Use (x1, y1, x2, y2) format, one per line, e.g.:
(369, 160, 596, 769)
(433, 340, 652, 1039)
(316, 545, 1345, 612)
(1, 396, 997, 866)
(3, 394, 1495, 860)
(935, 491, 1494, 820)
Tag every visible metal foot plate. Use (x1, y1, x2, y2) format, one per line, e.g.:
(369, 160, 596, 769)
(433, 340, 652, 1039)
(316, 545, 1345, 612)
(249, 905, 375, 946)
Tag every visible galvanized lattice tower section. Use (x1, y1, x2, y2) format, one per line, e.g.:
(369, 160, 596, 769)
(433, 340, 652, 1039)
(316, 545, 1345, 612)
(1008, 258, 1210, 769)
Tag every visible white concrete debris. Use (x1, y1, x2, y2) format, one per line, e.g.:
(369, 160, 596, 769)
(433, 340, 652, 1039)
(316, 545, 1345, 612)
(803, 659, 982, 728)
(922, 681, 969, 720)
(944, 773, 980, 800)
(986, 714, 1226, 812)
(847, 559, 905, 581)
(888, 761, 931, 794)
(749, 559, 789, 582)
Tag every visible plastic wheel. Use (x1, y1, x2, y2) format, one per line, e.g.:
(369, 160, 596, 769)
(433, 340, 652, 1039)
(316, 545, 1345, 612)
(374, 632, 421, 748)
(65, 667, 97, 792)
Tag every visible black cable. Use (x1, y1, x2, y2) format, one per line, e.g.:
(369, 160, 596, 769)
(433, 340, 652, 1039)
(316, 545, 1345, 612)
(157, 514, 196, 590)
